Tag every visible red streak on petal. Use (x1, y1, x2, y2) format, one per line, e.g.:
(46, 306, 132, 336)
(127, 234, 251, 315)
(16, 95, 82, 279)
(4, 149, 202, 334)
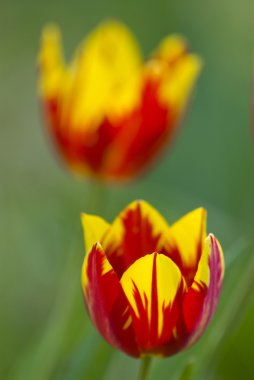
(125, 254, 185, 356)
(179, 235, 224, 350)
(85, 244, 139, 357)
(182, 284, 206, 333)
(150, 252, 159, 343)
(160, 241, 203, 287)
(103, 203, 163, 277)
(108, 77, 174, 179)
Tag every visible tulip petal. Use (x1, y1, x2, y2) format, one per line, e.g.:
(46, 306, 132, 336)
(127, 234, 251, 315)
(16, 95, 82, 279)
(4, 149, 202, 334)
(103, 73, 171, 179)
(161, 208, 207, 285)
(91, 36, 201, 180)
(155, 35, 202, 116)
(38, 25, 67, 99)
(155, 35, 187, 62)
(69, 21, 142, 132)
(81, 213, 110, 254)
(182, 234, 224, 347)
(102, 200, 169, 277)
(82, 242, 139, 357)
(120, 252, 186, 354)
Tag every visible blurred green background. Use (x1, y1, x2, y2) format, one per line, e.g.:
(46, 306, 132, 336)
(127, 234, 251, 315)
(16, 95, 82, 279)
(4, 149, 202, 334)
(1, 0, 254, 379)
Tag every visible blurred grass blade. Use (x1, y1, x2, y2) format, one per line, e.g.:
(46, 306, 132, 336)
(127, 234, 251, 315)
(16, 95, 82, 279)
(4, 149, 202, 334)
(224, 237, 249, 267)
(102, 352, 139, 380)
(8, 244, 81, 380)
(56, 332, 113, 380)
(194, 243, 254, 380)
(176, 360, 196, 380)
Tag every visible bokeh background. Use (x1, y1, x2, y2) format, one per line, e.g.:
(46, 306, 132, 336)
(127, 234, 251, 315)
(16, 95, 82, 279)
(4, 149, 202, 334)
(1, 0, 254, 379)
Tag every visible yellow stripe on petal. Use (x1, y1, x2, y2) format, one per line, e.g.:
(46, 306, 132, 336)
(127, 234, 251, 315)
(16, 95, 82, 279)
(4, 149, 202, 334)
(38, 25, 66, 98)
(120, 252, 184, 338)
(192, 233, 225, 291)
(192, 236, 210, 290)
(81, 213, 110, 254)
(168, 208, 207, 271)
(81, 242, 113, 294)
(182, 233, 224, 348)
(69, 21, 142, 132)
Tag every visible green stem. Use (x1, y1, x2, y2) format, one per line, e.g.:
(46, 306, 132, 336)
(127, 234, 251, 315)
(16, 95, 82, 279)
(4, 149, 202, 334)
(138, 357, 152, 380)
(88, 179, 109, 215)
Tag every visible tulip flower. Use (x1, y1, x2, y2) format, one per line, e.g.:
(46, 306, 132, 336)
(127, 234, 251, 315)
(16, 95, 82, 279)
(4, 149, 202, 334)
(81, 200, 224, 357)
(38, 21, 202, 181)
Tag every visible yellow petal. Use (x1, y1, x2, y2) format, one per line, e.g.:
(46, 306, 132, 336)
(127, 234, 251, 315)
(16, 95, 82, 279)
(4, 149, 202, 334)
(120, 252, 184, 338)
(155, 35, 202, 115)
(192, 233, 225, 290)
(69, 21, 142, 132)
(38, 24, 66, 98)
(192, 236, 210, 290)
(156, 34, 188, 62)
(81, 213, 110, 254)
(161, 55, 202, 114)
(167, 208, 207, 271)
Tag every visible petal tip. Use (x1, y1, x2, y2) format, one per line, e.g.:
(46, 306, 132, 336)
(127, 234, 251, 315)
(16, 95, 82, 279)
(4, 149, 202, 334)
(41, 23, 61, 39)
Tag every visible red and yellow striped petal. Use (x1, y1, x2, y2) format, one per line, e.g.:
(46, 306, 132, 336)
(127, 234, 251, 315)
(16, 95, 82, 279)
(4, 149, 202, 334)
(161, 208, 207, 285)
(82, 242, 139, 357)
(120, 252, 186, 355)
(99, 35, 201, 180)
(103, 74, 172, 179)
(181, 234, 224, 348)
(101, 200, 169, 277)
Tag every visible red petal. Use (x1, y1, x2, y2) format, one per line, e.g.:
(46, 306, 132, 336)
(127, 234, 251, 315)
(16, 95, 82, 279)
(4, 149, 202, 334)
(102, 200, 168, 277)
(83, 243, 139, 357)
(105, 76, 172, 179)
(181, 234, 224, 348)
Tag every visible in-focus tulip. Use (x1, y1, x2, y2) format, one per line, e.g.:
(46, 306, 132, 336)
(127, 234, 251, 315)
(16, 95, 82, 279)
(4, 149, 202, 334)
(81, 200, 224, 357)
(38, 21, 202, 181)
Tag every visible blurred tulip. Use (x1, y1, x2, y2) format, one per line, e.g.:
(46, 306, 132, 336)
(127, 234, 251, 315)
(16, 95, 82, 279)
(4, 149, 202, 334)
(81, 200, 224, 357)
(38, 21, 202, 181)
